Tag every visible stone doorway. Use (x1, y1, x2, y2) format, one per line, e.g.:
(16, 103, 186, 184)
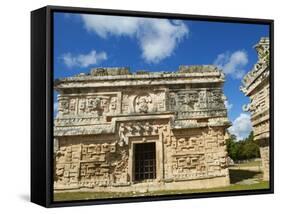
(134, 142, 156, 181)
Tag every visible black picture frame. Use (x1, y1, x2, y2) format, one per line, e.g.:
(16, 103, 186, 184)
(31, 5, 274, 208)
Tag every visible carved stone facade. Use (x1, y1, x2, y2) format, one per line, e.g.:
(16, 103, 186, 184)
(54, 65, 231, 192)
(241, 37, 270, 181)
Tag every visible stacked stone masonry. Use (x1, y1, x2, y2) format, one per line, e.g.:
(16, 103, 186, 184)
(241, 37, 270, 181)
(54, 65, 231, 192)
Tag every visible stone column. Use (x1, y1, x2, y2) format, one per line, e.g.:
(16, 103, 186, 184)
(259, 139, 270, 181)
(240, 37, 270, 182)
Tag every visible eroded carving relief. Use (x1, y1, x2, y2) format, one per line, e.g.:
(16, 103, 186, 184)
(169, 89, 226, 119)
(118, 121, 168, 146)
(55, 94, 120, 128)
(121, 91, 166, 114)
(58, 97, 69, 115)
(241, 37, 270, 181)
(57, 94, 118, 118)
(164, 128, 228, 181)
(54, 65, 231, 190)
(135, 94, 152, 113)
(241, 37, 270, 95)
(54, 142, 130, 188)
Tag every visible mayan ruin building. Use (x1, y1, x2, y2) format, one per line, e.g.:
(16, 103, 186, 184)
(53, 65, 231, 192)
(241, 37, 270, 181)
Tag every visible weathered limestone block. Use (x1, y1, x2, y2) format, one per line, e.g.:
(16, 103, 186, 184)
(260, 145, 270, 181)
(54, 139, 130, 189)
(241, 37, 270, 181)
(90, 67, 130, 76)
(54, 65, 231, 191)
(163, 127, 228, 182)
(121, 90, 166, 114)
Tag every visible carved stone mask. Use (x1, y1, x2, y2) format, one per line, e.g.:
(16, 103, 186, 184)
(136, 95, 152, 113)
(58, 100, 68, 112)
(88, 98, 101, 110)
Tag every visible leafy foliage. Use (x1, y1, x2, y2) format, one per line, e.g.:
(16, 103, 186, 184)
(226, 131, 260, 161)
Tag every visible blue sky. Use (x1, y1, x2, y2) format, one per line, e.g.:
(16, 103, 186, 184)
(53, 12, 269, 140)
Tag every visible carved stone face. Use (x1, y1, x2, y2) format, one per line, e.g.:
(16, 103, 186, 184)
(136, 95, 152, 113)
(138, 97, 149, 113)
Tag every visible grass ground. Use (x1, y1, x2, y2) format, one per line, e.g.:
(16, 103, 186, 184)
(54, 161, 269, 201)
(233, 160, 261, 167)
(54, 181, 269, 201)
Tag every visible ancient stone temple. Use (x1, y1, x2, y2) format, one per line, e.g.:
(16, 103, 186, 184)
(54, 65, 231, 192)
(241, 37, 270, 181)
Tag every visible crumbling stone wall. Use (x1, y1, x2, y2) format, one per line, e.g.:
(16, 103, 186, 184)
(241, 37, 270, 181)
(164, 127, 228, 181)
(55, 137, 129, 189)
(54, 65, 231, 191)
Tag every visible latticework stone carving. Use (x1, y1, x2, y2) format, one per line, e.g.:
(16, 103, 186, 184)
(54, 65, 231, 191)
(241, 37, 270, 181)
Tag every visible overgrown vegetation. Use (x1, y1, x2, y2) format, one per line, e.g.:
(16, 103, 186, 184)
(226, 131, 260, 161)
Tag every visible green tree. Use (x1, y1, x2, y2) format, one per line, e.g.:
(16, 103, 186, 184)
(226, 134, 239, 161)
(226, 131, 260, 161)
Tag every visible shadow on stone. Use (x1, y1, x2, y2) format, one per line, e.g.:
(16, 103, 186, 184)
(229, 169, 260, 184)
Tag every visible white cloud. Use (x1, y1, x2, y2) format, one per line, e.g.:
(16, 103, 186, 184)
(81, 14, 139, 38)
(228, 113, 252, 140)
(61, 49, 107, 68)
(80, 15, 188, 63)
(214, 50, 248, 79)
(224, 100, 233, 111)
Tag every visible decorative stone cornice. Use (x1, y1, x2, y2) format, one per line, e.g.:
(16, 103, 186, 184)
(53, 64, 232, 190)
(54, 64, 230, 137)
(54, 65, 225, 90)
(241, 37, 270, 144)
(241, 37, 270, 95)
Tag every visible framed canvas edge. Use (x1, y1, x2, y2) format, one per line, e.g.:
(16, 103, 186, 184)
(31, 7, 48, 207)
(31, 5, 274, 208)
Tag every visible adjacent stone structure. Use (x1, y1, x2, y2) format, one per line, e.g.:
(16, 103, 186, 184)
(241, 37, 270, 181)
(54, 65, 231, 192)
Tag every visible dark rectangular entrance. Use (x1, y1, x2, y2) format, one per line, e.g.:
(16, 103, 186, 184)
(134, 142, 156, 181)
